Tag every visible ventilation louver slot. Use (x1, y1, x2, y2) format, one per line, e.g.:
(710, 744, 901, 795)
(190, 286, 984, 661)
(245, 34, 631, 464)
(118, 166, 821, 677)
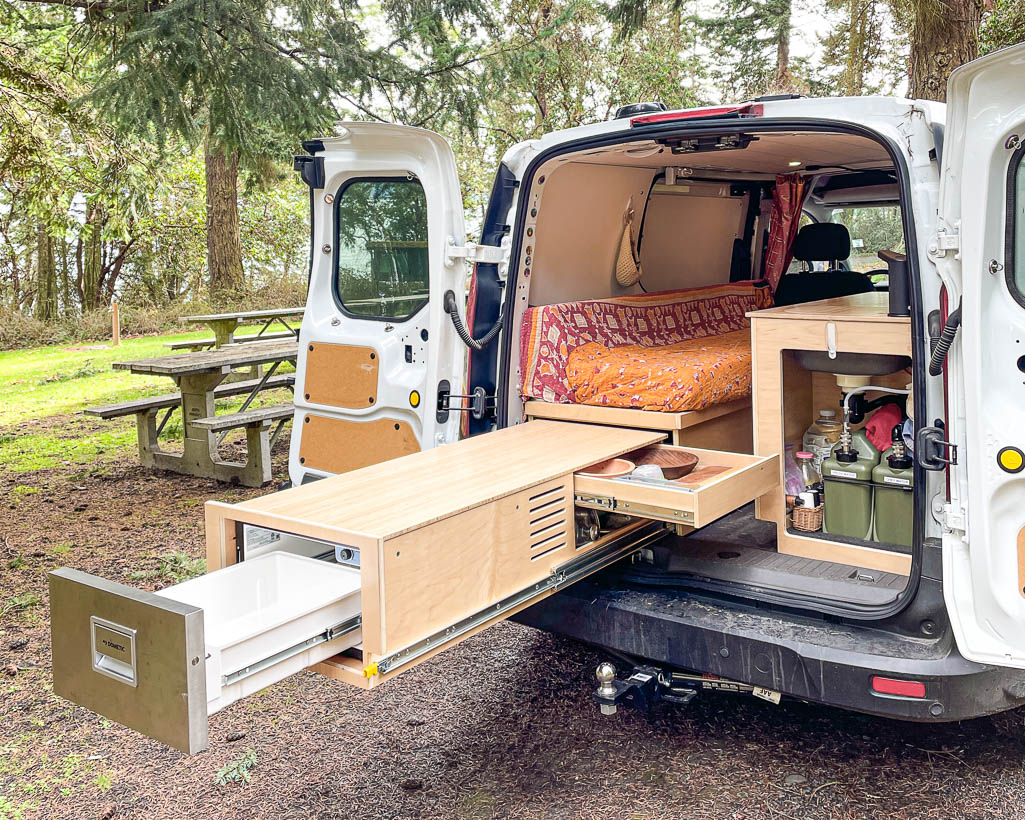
(527, 485, 568, 561)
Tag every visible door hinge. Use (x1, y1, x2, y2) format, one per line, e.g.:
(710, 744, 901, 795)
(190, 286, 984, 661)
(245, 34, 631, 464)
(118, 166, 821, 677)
(445, 237, 507, 267)
(941, 503, 967, 532)
(929, 227, 960, 258)
(916, 425, 958, 470)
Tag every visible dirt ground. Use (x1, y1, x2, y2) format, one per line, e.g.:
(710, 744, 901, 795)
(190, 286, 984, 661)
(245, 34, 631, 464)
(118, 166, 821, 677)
(3, 415, 1025, 820)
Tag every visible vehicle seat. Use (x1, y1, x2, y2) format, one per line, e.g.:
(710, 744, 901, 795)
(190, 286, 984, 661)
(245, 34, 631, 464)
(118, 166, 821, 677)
(772, 223, 874, 306)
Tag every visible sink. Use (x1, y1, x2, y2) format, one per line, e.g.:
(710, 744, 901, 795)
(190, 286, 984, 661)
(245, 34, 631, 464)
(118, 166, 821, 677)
(793, 350, 911, 376)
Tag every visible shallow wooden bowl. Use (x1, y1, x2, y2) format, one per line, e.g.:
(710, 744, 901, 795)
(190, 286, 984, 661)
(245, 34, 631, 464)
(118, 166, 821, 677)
(632, 448, 699, 479)
(578, 458, 635, 478)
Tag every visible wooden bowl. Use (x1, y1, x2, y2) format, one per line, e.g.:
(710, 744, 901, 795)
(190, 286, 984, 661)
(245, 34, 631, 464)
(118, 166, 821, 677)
(632, 448, 699, 479)
(578, 458, 635, 478)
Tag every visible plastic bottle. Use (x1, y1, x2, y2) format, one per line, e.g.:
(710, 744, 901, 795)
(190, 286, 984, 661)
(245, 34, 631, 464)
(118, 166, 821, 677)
(795, 450, 821, 488)
(783, 444, 805, 496)
(873, 424, 914, 547)
(803, 409, 844, 474)
(821, 432, 875, 540)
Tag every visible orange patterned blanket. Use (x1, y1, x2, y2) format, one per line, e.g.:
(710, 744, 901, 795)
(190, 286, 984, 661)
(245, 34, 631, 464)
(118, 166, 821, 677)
(566, 329, 752, 412)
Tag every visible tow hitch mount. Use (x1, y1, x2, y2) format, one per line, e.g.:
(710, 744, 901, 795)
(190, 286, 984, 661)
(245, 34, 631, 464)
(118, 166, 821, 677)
(593, 662, 782, 716)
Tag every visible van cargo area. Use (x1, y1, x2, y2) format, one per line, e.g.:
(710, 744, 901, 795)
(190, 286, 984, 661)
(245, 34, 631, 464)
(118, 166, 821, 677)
(49, 51, 1025, 753)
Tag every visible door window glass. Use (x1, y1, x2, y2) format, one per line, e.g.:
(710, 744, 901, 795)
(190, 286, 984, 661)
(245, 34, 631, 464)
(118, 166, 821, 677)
(1012, 150, 1025, 301)
(335, 178, 429, 319)
(829, 206, 905, 278)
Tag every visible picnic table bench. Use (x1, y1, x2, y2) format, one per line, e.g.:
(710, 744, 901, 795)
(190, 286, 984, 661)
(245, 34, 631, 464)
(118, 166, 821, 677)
(95, 339, 299, 487)
(171, 307, 304, 350)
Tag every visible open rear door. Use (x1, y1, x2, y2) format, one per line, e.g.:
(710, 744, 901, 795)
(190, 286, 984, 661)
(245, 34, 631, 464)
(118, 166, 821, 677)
(291, 123, 470, 482)
(936, 43, 1025, 668)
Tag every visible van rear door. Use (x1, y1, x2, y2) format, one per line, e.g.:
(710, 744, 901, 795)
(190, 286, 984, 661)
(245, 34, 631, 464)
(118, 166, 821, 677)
(936, 43, 1025, 668)
(291, 123, 469, 482)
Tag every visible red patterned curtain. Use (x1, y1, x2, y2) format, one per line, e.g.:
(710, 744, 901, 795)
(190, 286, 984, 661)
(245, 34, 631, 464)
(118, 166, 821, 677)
(764, 174, 810, 291)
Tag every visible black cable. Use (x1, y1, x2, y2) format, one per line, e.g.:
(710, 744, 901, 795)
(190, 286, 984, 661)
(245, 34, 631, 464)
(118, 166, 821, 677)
(444, 290, 503, 351)
(928, 299, 962, 377)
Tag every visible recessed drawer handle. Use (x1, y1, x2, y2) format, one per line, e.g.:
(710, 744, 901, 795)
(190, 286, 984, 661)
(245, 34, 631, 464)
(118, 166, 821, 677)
(90, 616, 138, 687)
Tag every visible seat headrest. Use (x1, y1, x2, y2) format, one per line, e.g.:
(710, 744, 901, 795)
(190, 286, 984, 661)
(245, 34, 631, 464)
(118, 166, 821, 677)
(791, 223, 851, 262)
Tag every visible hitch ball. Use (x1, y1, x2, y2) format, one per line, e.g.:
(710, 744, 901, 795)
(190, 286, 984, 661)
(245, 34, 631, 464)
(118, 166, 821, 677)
(596, 662, 618, 715)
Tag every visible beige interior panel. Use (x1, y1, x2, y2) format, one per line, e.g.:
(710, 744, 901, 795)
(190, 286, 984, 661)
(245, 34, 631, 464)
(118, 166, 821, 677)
(303, 343, 378, 408)
(639, 187, 744, 291)
(298, 414, 420, 475)
(530, 162, 655, 305)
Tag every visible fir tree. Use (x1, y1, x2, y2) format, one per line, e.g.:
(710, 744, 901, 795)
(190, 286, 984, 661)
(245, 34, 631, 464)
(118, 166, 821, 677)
(20, 0, 491, 297)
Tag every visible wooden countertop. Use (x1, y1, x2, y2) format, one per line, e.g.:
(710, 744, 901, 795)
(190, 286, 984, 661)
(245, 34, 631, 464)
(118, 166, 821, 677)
(747, 292, 910, 323)
(221, 420, 662, 541)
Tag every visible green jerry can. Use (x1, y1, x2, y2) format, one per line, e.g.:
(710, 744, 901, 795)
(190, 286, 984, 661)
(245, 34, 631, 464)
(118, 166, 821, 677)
(873, 425, 914, 548)
(822, 431, 876, 540)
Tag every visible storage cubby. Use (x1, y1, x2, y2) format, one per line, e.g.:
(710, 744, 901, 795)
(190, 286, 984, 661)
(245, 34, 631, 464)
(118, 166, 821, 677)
(748, 293, 914, 575)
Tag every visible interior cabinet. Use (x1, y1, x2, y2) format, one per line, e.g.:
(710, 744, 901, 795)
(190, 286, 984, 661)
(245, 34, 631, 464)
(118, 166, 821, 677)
(748, 292, 913, 575)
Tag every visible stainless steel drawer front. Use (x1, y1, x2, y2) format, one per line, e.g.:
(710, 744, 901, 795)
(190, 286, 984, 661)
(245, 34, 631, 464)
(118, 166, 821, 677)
(49, 568, 208, 755)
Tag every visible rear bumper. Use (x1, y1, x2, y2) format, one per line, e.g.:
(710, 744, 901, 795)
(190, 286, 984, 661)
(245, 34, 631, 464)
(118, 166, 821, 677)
(513, 579, 1025, 721)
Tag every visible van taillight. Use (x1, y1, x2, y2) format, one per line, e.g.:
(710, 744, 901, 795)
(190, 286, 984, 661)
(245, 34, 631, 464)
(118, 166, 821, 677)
(630, 103, 763, 127)
(871, 676, 927, 698)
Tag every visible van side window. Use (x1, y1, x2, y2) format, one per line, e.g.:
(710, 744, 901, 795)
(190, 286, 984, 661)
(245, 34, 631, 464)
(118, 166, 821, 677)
(335, 178, 429, 320)
(1011, 147, 1025, 303)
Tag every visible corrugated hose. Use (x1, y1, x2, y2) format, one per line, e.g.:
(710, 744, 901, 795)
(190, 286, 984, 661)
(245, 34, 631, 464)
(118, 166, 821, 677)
(444, 290, 503, 351)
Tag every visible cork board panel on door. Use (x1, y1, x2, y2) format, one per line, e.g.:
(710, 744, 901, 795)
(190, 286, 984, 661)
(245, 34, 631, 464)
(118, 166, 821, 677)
(304, 343, 378, 408)
(298, 414, 420, 475)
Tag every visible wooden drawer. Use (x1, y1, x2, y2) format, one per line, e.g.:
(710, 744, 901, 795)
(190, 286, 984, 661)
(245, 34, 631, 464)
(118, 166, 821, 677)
(50, 421, 673, 755)
(574, 445, 779, 529)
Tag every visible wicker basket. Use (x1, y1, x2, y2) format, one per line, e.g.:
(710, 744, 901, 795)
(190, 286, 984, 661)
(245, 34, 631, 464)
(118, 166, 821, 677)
(792, 504, 823, 533)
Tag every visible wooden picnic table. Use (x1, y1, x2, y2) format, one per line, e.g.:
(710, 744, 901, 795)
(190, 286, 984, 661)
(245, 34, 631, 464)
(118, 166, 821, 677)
(109, 339, 299, 486)
(181, 307, 305, 348)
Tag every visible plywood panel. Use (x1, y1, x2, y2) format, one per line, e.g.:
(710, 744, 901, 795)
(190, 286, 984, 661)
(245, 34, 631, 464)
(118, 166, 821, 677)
(375, 477, 574, 653)
(303, 343, 378, 408)
(224, 421, 662, 541)
(748, 291, 912, 324)
(298, 414, 420, 476)
(523, 398, 750, 431)
(672, 405, 753, 453)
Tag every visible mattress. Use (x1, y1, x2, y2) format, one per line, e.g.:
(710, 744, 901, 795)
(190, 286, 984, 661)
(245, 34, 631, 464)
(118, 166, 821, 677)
(519, 281, 771, 404)
(565, 329, 753, 412)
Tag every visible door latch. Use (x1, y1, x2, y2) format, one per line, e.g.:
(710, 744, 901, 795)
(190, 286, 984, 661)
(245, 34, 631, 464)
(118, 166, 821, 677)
(916, 425, 958, 470)
(437, 384, 496, 421)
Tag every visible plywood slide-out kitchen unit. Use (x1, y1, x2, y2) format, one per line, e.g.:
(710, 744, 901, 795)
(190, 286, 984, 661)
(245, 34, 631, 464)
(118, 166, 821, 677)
(50, 419, 780, 753)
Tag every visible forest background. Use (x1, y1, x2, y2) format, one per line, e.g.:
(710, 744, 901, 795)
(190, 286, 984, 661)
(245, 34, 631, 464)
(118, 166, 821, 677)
(1, 0, 1023, 349)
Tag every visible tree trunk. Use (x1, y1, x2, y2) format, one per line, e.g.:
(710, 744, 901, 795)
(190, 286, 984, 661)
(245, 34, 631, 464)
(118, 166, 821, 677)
(34, 225, 57, 320)
(82, 202, 104, 311)
(205, 141, 245, 298)
(909, 0, 984, 101)
(772, 0, 793, 91)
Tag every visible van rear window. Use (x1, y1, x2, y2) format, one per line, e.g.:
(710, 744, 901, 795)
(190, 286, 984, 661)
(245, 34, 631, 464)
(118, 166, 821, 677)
(334, 177, 429, 320)
(1011, 146, 1025, 306)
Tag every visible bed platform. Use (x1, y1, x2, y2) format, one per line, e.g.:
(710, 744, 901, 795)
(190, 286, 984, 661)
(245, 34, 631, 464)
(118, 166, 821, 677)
(523, 397, 753, 452)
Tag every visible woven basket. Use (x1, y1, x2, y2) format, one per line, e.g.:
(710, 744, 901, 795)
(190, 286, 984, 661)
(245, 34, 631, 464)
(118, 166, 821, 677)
(792, 504, 823, 533)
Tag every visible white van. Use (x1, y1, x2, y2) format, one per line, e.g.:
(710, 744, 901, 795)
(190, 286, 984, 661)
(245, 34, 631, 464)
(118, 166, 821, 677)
(51, 44, 1025, 754)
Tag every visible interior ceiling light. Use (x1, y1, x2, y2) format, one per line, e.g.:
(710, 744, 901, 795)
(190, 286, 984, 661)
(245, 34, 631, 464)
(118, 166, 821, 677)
(788, 160, 802, 167)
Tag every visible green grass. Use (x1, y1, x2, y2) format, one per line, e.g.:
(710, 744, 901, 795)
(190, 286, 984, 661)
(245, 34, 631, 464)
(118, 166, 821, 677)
(0, 331, 210, 428)
(0, 330, 296, 472)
